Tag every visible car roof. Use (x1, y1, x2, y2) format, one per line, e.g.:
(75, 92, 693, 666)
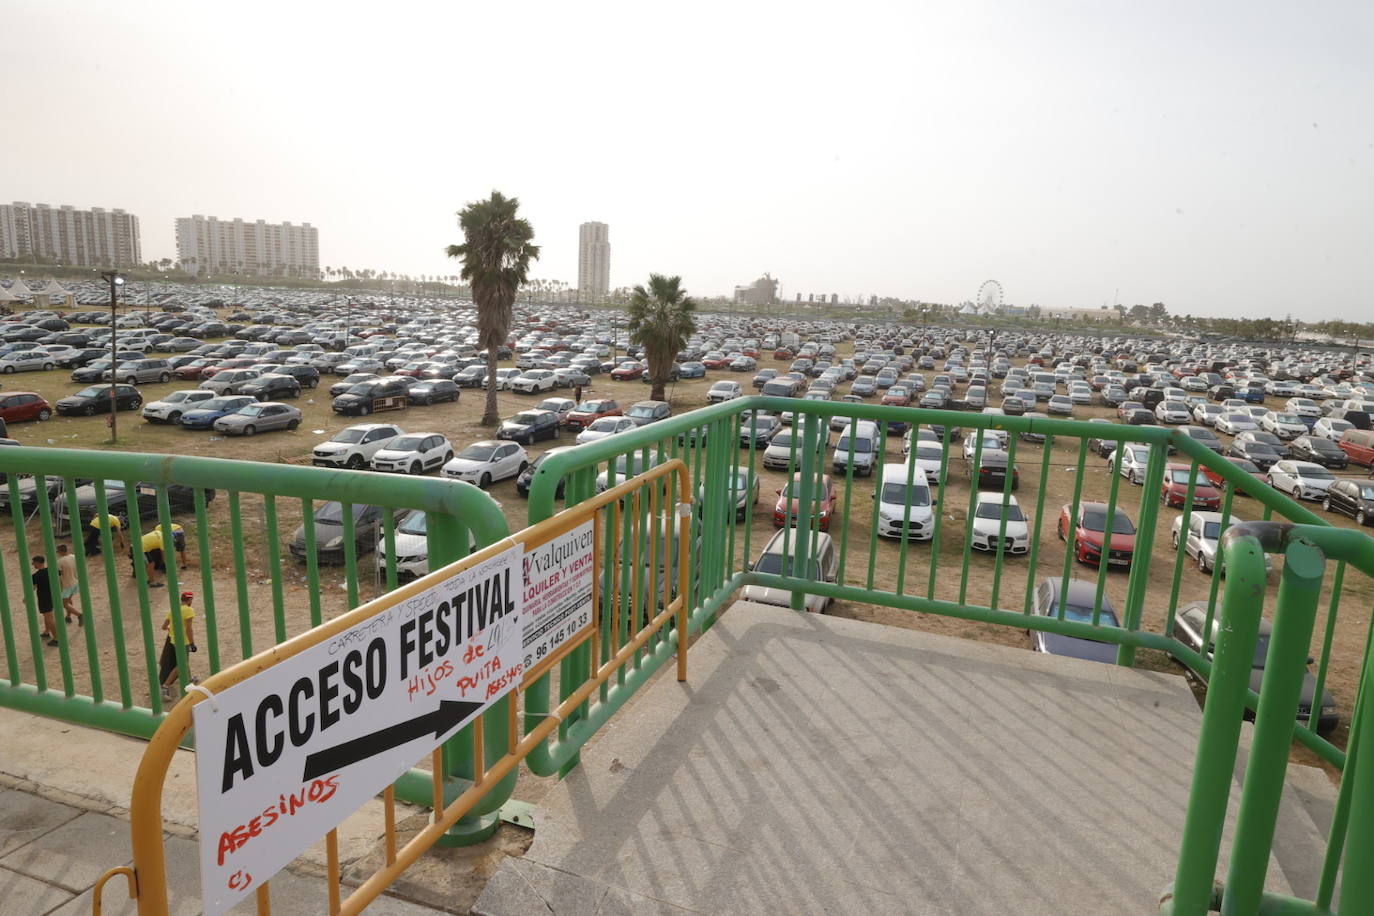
(879, 462, 929, 484)
(760, 528, 835, 555)
(1044, 577, 1118, 608)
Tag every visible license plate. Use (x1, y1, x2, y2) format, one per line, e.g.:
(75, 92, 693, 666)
(1109, 557, 1130, 567)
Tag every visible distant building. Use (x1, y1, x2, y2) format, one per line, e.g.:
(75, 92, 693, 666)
(830, 293, 839, 305)
(0, 201, 141, 267)
(1041, 306, 1116, 322)
(734, 274, 778, 306)
(577, 222, 610, 301)
(175, 215, 319, 278)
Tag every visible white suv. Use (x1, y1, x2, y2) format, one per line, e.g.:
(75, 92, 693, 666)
(312, 423, 404, 468)
(141, 389, 216, 424)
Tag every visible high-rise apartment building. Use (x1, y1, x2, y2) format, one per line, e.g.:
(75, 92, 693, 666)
(577, 222, 610, 302)
(174, 215, 320, 278)
(0, 201, 141, 267)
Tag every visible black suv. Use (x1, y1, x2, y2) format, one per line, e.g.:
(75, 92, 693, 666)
(1323, 478, 1374, 525)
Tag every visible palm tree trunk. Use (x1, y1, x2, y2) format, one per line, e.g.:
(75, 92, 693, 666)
(483, 348, 500, 425)
(651, 380, 666, 401)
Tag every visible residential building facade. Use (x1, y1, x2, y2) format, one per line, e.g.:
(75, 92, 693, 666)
(577, 222, 610, 302)
(0, 201, 141, 267)
(174, 215, 320, 278)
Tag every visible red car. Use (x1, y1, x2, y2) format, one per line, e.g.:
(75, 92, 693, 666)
(202, 357, 256, 379)
(610, 362, 646, 381)
(565, 398, 621, 431)
(1202, 457, 1266, 495)
(773, 347, 795, 360)
(772, 474, 838, 531)
(702, 352, 732, 369)
(881, 386, 912, 406)
(1058, 501, 1138, 567)
(174, 359, 215, 380)
(1161, 462, 1222, 509)
(0, 391, 53, 423)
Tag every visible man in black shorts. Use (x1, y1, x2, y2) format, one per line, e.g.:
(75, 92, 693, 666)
(31, 555, 58, 647)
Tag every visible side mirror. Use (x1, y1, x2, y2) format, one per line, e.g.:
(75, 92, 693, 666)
(775, 488, 782, 495)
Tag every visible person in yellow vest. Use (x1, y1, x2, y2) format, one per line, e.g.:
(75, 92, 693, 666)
(85, 512, 127, 556)
(130, 523, 185, 587)
(159, 591, 197, 701)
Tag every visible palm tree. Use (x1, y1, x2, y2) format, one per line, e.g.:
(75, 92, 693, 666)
(446, 191, 540, 426)
(628, 274, 697, 401)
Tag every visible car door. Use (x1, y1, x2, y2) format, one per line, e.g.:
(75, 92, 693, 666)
(1175, 607, 1206, 657)
(1185, 516, 1204, 561)
(494, 443, 519, 479)
(422, 436, 444, 469)
(1329, 480, 1352, 517)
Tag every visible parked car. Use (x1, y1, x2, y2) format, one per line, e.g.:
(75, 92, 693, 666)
(970, 491, 1029, 554)
(55, 384, 142, 416)
(239, 373, 302, 401)
(332, 377, 411, 416)
(1173, 601, 1338, 734)
(1287, 435, 1348, 469)
(1267, 460, 1337, 501)
(772, 473, 838, 530)
(707, 380, 743, 403)
(406, 379, 460, 405)
(200, 368, 262, 395)
(1339, 429, 1374, 467)
(515, 446, 575, 499)
(0, 392, 53, 423)
(740, 412, 782, 448)
(1155, 400, 1191, 424)
(1170, 511, 1272, 575)
(1058, 501, 1137, 567)
(576, 415, 637, 444)
(762, 428, 829, 470)
(0, 350, 56, 373)
(739, 530, 838, 614)
(371, 432, 454, 474)
(535, 397, 576, 425)
(512, 369, 558, 393)
(1161, 462, 1222, 510)
(498, 409, 562, 445)
(288, 502, 402, 565)
(1029, 578, 1122, 663)
(1201, 457, 1268, 494)
(1214, 412, 1257, 436)
(442, 440, 528, 487)
(179, 395, 256, 429)
(106, 358, 172, 385)
(625, 400, 672, 427)
(565, 399, 621, 432)
(1228, 437, 1283, 471)
(483, 368, 522, 391)
(1260, 410, 1308, 440)
(212, 401, 303, 436)
(1323, 478, 1374, 525)
(311, 423, 404, 468)
(873, 463, 935, 540)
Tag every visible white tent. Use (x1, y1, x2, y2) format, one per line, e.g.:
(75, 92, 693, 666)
(0, 284, 22, 303)
(5, 278, 33, 298)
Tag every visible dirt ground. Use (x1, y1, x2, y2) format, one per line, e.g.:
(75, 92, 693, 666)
(3, 322, 1370, 779)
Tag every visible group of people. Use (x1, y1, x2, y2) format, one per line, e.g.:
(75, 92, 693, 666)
(32, 512, 198, 702)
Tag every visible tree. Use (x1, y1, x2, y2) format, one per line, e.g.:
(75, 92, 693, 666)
(628, 274, 698, 401)
(446, 191, 540, 425)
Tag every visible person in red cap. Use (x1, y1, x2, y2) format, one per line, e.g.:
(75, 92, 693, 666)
(158, 591, 198, 702)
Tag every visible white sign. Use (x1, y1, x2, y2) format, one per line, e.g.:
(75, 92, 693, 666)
(193, 543, 523, 916)
(521, 520, 595, 680)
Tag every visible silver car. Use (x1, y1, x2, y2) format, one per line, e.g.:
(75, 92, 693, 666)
(212, 401, 303, 436)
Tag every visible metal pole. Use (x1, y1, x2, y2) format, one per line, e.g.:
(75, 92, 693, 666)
(101, 271, 122, 444)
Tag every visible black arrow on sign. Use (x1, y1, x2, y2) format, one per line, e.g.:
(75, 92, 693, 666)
(302, 700, 484, 781)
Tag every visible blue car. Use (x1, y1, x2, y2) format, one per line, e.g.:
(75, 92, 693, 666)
(1240, 386, 1266, 403)
(678, 361, 707, 379)
(180, 395, 256, 429)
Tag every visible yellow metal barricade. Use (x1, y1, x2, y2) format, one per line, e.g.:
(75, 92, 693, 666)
(93, 461, 692, 915)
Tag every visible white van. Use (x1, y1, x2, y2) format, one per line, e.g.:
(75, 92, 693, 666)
(833, 420, 879, 477)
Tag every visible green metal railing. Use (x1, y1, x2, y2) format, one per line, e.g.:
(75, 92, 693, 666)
(526, 396, 1374, 910)
(0, 446, 511, 828)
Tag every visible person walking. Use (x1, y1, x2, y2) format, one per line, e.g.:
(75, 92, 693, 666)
(158, 591, 197, 702)
(55, 543, 82, 627)
(31, 555, 58, 647)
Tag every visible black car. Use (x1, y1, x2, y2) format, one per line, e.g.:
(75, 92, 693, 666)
(1322, 478, 1374, 525)
(752, 369, 778, 389)
(1124, 408, 1157, 426)
(332, 377, 410, 416)
(516, 446, 573, 498)
(1287, 435, 1348, 469)
(240, 373, 302, 401)
(1209, 384, 1237, 402)
(1173, 601, 1337, 735)
(288, 502, 398, 565)
(1179, 425, 1224, 455)
(1228, 439, 1281, 471)
(407, 379, 460, 405)
(329, 372, 380, 398)
(55, 384, 142, 416)
(275, 364, 321, 389)
(70, 353, 146, 382)
(498, 409, 561, 445)
(453, 365, 487, 388)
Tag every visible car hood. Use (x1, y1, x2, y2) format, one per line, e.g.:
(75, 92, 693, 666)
(213, 415, 250, 426)
(373, 448, 419, 461)
(499, 421, 534, 434)
(1078, 529, 1136, 550)
(970, 517, 1028, 538)
(379, 531, 427, 561)
(740, 584, 826, 613)
(577, 429, 616, 442)
(444, 457, 489, 473)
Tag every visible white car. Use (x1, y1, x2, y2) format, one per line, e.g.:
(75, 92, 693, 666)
(873, 463, 934, 540)
(1115, 443, 1151, 485)
(706, 380, 743, 402)
(369, 432, 454, 474)
(512, 369, 557, 393)
(576, 415, 636, 444)
(0, 350, 55, 373)
(1267, 460, 1337, 501)
(537, 397, 577, 425)
(1260, 411, 1308, 440)
(905, 439, 948, 484)
(1312, 417, 1355, 441)
(740, 530, 838, 614)
(442, 440, 528, 487)
(142, 389, 216, 424)
(1193, 403, 1223, 426)
(312, 423, 404, 468)
(1285, 397, 1322, 419)
(483, 368, 521, 391)
(1171, 511, 1272, 575)
(1213, 412, 1258, 436)
(1155, 400, 1191, 424)
(970, 491, 1029, 554)
(373, 510, 478, 581)
(200, 368, 262, 395)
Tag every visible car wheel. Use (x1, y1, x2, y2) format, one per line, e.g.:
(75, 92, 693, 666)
(37, 408, 51, 420)
(1172, 532, 1179, 549)
(346, 454, 365, 469)
(519, 460, 530, 474)
(553, 426, 561, 439)
(288, 418, 300, 430)
(1199, 554, 1210, 574)
(129, 398, 141, 409)
(243, 425, 256, 436)
(1, 366, 12, 374)
(167, 411, 182, 423)
(1322, 496, 1331, 511)
(1359, 510, 1368, 526)
(479, 472, 492, 489)
(159, 372, 170, 383)
(43, 363, 53, 371)
(359, 405, 371, 415)
(409, 461, 422, 475)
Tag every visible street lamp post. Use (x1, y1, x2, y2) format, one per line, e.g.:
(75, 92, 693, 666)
(101, 270, 125, 443)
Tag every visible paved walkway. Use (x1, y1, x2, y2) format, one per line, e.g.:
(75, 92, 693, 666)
(475, 601, 1336, 916)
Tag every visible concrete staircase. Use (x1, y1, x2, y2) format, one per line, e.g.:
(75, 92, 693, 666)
(474, 601, 1341, 916)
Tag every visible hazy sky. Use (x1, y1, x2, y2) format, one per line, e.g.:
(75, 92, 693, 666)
(5, 1, 1371, 318)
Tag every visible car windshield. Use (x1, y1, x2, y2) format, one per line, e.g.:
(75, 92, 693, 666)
(1057, 603, 1121, 627)
(459, 444, 497, 461)
(975, 501, 1024, 521)
(389, 436, 426, 450)
(627, 406, 657, 418)
(331, 428, 368, 443)
(398, 512, 427, 536)
(163, 391, 194, 403)
(315, 502, 369, 524)
(1081, 509, 1136, 534)
(1275, 413, 1301, 423)
(511, 413, 543, 425)
(836, 436, 872, 453)
(754, 553, 822, 579)
(237, 405, 267, 417)
(1360, 485, 1374, 499)
(1301, 466, 1335, 480)
(196, 398, 237, 411)
(1169, 470, 1204, 485)
(74, 386, 107, 397)
(880, 482, 931, 506)
(914, 445, 944, 461)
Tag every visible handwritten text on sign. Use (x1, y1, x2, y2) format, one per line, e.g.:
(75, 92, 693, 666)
(192, 543, 523, 916)
(522, 520, 595, 679)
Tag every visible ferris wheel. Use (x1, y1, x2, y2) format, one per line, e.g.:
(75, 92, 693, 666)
(978, 280, 1003, 310)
